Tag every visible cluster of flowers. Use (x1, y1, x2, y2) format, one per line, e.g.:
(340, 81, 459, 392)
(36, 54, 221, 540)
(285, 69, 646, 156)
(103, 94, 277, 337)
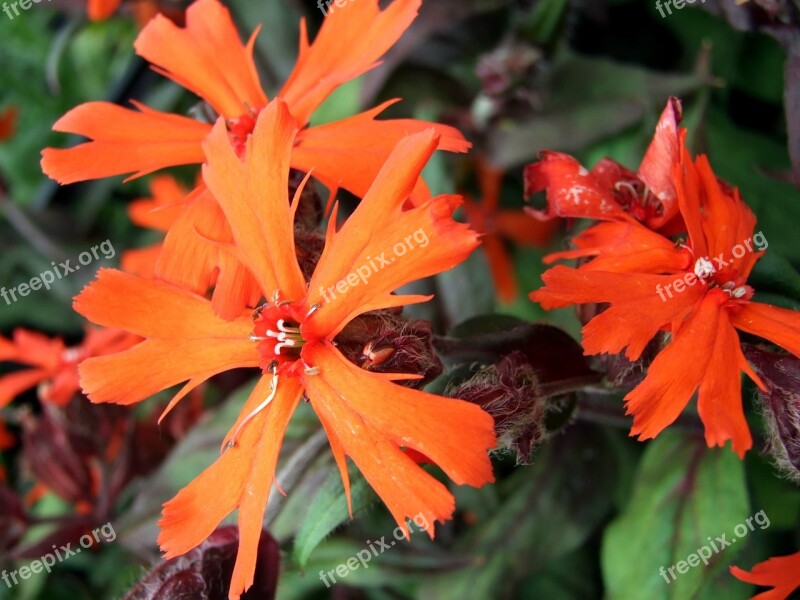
(0, 0, 797, 598)
(36, 1, 499, 597)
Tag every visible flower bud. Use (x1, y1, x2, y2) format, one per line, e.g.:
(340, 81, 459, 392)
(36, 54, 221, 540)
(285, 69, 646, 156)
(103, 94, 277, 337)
(743, 344, 800, 482)
(334, 310, 443, 388)
(122, 526, 279, 600)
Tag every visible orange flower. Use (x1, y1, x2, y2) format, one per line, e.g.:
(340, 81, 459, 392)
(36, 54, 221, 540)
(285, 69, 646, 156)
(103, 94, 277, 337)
(121, 175, 188, 277)
(42, 0, 467, 192)
(74, 101, 496, 600)
(0, 327, 137, 408)
(731, 550, 800, 600)
(461, 157, 557, 302)
(531, 109, 800, 457)
(43, 0, 469, 318)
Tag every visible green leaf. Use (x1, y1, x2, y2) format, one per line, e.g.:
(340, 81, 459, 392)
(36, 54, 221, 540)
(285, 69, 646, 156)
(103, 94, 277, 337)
(420, 424, 620, 598)
(602, 432, 750, 600)
(293, 464, 378, 567)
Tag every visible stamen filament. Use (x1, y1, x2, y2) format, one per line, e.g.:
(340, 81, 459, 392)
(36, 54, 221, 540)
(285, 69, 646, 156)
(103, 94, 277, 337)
(222, 370, 279, 454)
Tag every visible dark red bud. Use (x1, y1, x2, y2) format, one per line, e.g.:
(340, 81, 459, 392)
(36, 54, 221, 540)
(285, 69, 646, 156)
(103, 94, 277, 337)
(122, 527, 279, 600)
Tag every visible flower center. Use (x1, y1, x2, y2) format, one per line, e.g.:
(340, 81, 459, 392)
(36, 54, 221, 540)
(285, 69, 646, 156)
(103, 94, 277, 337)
(250, 302, 308, 372)
(227, 105, 264, 157)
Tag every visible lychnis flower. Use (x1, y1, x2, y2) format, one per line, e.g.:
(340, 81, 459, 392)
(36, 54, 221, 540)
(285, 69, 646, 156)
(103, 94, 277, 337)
(43, 0, 468, 319)
(530, 99, 800, 457)
(74, 101, 496, 599)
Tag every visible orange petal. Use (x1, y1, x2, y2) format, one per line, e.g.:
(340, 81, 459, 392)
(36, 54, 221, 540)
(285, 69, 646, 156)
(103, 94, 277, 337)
(531, 265, 704, 360)
(0, 369, 49, 408)
(302, 342, 495, 535)
(202, 103, 306, 302)
(637, 97, 683, 229)
(159, 376, 301, 561)
(292, 100, 470, 205)
(0, 329, 64, 370)
(731, 550, 800, 600)
(693, 155, 760, 281)
(495, 211, 557, 247)
(155, 186, 226, 296)
(481, 234, 518, 303)
(79, 337, 257, 406)
(673, 136, 708, 259)
(625, 290, 752, 456)
(121, 244, 163, 278)
(153, 186, 262, 319)
(128, 175, 188, 232)
(41, 102, 209, 184)
(523, 151, 633, 222)
(303, 130, 479, 339)
(134, 0, 267, 118)
(87, 0, 121, 20)
(279, 0, 421, 124)
(731, 302, 800, 359)
(544, 221, 691, 274)
(229, 380, 303, 598)
(74, 269, 257, 405)
(41, 368, 80, 406)
(74, 269, 252, 339)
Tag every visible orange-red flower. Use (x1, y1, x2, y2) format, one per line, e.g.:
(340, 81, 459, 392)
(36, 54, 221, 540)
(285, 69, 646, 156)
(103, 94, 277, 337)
(530, 102, 800, 458)
(731, 550, 800, 600)
(0, 327, 137, 408)
(0, 106, 17, 141)
(121, 174, 188, 277)
(74, 101, 496, 600)
(461, 157, 557, 302)
(43, 0, 469, 319)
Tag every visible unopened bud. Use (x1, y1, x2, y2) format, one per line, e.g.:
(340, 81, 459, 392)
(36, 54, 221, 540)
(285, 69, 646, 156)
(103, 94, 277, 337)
(743, 344, 800, 482)
(123, 527, 279, 600)
(334, 311, 443, 388)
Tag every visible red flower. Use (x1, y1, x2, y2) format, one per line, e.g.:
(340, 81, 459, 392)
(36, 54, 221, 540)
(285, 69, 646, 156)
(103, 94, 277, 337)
(731, 550, 800, 600)
(530, 101, 800, 457)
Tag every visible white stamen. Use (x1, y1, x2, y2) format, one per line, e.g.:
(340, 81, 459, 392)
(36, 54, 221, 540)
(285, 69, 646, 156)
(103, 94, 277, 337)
(694, 257, 715, 280)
